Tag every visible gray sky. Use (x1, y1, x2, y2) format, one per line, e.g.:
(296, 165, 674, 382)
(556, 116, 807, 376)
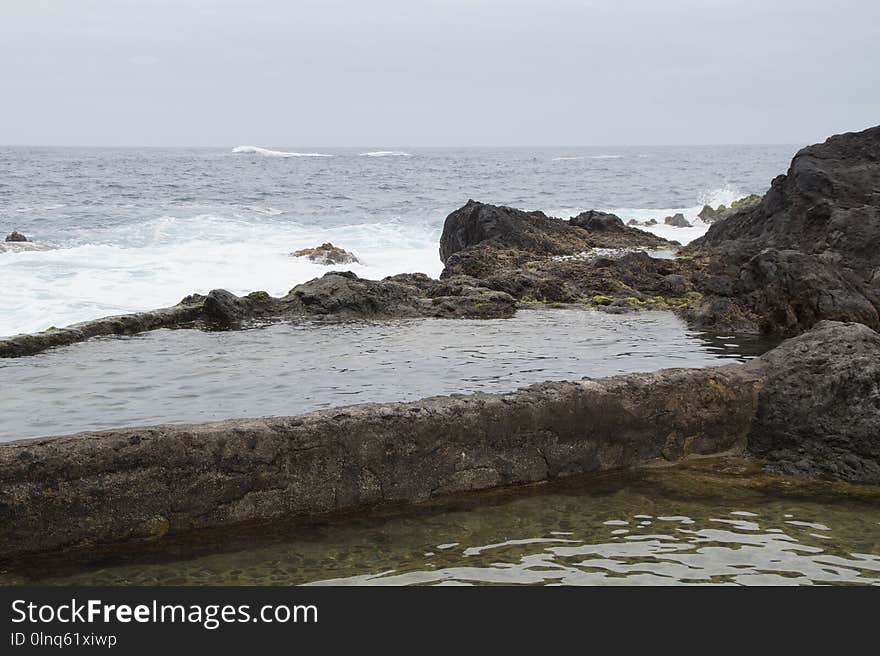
(1, 0, 878, 146)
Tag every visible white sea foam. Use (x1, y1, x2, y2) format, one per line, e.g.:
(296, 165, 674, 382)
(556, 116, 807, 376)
(553, 186, 749, 246)
(231, 145, 332, 158)
(359, 151, 411, 157)
(0, 185, 755, 337)
(0, 215, 442, 337)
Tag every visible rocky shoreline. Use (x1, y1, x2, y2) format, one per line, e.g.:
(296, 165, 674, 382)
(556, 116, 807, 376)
(0, 320, 877, 559)
(1, 125, 878, 560)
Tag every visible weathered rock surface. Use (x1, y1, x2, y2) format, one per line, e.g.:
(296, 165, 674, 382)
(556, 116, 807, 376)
(439, 200, 684, 307)
(746, 321, 880, 482)
(291, 242, 360, 265)
(694, 126, 880, 278)
(5, 231, 28, 242)
(0, 365, 761, 558)
(682, 126, 880, 334)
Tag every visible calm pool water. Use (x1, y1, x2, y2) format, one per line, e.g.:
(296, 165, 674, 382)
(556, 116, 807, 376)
(0, 308, 776, 441)
(3, 462, 877, 586)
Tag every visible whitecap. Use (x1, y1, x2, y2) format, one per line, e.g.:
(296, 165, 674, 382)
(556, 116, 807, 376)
(359, 151, 411, 157)
(231, 145, 332, 158)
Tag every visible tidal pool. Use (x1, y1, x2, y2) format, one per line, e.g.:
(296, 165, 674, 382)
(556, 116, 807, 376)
(4, 463, 878, 586)
(0, 308, 776, 441)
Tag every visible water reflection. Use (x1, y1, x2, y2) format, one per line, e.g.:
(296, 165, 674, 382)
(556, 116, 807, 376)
(7, 466, 878, 586)
(0, 308, 777, 441)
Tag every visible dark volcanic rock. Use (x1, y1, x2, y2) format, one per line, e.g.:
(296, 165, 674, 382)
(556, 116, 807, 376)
(736, 249, 878, 335)
(439, 200, 594, 263)
(693, 126, 880, 279)
(569, 210, 626, 232)
(747, 321, 880, 482)
(286, 271, 514, 320)
(439, 200, 680, 305)
(291, 242, 360, 265)
(664, 213, 692, 228)
(4, 231, 28, 242)
(682, 125, 880, 334)
(0, 273, 514, 358)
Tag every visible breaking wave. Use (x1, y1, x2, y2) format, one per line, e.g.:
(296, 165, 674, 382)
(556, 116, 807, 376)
(360, 151, 411, 157)
(231, 146, 332, 158)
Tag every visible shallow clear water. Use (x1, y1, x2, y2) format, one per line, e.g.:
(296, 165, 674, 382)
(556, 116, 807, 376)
(0, 309, 775, 442)
(0, 145, 795, 335)
(6, 465, 877, 586)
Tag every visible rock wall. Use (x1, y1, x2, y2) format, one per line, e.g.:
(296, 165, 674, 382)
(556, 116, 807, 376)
(0, 366, 759, 559)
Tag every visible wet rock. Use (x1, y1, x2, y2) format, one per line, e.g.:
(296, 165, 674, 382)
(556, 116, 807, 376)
(645, 218, 658, 226)
(286, 271, 515, 320)
(664, 213, 692, 228)
(0, 298, 207, 358)
(291, 242, 360, 265)
(747, 321, 880, 483)
(4, 231, 28, 242)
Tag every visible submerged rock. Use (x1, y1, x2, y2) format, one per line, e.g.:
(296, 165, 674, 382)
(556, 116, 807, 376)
(4, 231, 28, 242)
(292, 242, 360, 265)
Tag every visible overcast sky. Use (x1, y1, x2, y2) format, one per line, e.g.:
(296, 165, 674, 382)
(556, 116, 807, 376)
(1, 0, 877, 146)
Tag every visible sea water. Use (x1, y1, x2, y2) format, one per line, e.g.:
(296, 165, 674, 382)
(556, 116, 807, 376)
(0, 144, 795, 337)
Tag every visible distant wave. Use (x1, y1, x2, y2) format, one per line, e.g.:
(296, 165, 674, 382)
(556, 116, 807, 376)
(359, 151, 411, 157)
(552, 154, 623, 161)
(231, 146, 332, 158)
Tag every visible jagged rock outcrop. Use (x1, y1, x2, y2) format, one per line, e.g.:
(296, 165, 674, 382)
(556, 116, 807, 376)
(439, 200, 684, 306)
(746, 321, 880, 482)
(683, 125, 880, 334)
(4, 231, 28, 242)
(694, 127, 880, 278)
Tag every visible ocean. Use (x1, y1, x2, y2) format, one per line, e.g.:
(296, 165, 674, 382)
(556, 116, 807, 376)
(0, 144, 796, 338)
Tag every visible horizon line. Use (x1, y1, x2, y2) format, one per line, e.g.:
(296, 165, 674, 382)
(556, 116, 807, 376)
(0, 142, 803, 149)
